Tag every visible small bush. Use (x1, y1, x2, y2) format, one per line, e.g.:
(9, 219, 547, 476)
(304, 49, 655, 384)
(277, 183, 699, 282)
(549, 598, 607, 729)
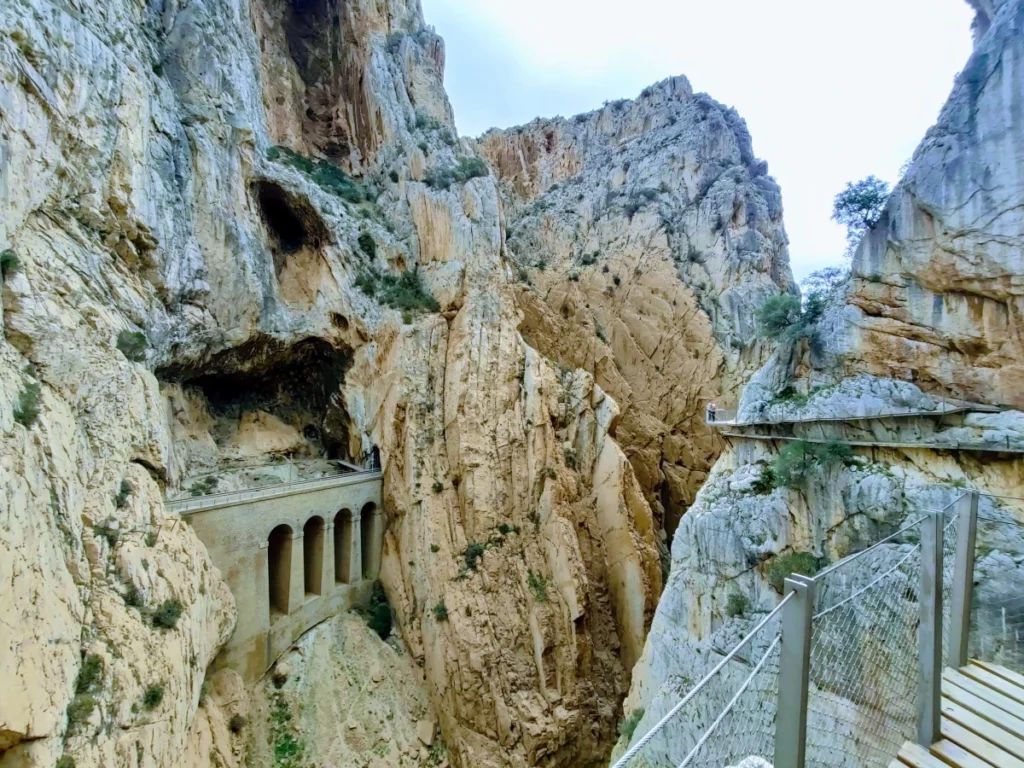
(143, 683, 164, 710)
(145, 531, 158, 547)
(430, 543, 440, 553)
(389, 169, 400, 183)
(66, 694, 96, 726)
(115, 480, 133, 509)
(773, 441, 819, 488)
(0, 248, 19, 276)
(619, 708, 644, 741)
(189, 475, 219, 497)
(767, 552, 822, 593)
(13, 380, 41, 427)
(725, 592, 750, 618)
(229, 714, 247, 734)
(56, 757, 76, 768)
(498, 523, 512, 535)
(357, 232, 376, 257)
(579, 252, 598, 266)
(267, 145, 365, 203)
(368, 583, 392, 640)
(116, 330, 148, 362)
(124, 584, 144, 608)
(151, 599, 183, 630)
(527, 570, 550, 603)
(432, 480, 443, 493)
(354, 267, 439, 314)
(76, 655, 104, 694)
(432, 601, 449, 621)
(424, 156, 488, 189)
(755, 294, 802, 340)
(463, 542, 485, 571)
(750, 466, 776, 495)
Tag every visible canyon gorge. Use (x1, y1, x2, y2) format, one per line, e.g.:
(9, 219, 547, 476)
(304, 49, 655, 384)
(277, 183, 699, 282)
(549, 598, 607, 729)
(0, 0, 1020, 767)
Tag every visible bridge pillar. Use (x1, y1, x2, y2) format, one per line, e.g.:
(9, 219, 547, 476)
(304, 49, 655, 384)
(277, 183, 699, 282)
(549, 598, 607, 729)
(348, 513, 363, 583)
(287, 532, 305, 614)
(322, 523, 336, 597)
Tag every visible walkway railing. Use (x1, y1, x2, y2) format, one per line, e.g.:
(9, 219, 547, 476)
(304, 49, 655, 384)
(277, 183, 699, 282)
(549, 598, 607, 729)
(721, 431, 1024, 455)
(706, 398, 1001, 428)
(165, 467, 381, 514)
(616, 490, 1024, 767)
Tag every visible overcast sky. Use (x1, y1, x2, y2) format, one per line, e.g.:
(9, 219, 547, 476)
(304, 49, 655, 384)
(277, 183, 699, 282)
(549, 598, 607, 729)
(422, 0, 975, 283)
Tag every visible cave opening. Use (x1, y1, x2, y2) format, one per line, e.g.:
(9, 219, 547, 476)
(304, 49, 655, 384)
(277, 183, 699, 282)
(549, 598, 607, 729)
(159, 337, 355, 466)
(252, 180, 330, 271)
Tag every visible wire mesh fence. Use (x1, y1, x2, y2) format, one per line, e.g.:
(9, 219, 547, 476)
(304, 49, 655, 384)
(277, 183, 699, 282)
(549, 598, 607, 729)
(970, 512, 1024, 673)
(614, 601, 787, 768)
(804, 534, 923, 767)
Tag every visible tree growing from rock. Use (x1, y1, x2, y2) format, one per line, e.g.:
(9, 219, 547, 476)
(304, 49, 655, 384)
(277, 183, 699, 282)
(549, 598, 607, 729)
(832, 175, 890, 254)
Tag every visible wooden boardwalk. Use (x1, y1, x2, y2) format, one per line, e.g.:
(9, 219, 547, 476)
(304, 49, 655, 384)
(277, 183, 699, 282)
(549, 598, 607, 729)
(892, 661, 1024, 767)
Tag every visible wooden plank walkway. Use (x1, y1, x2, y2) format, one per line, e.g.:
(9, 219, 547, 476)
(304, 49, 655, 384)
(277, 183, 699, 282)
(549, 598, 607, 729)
(891, 661, 1024, 767)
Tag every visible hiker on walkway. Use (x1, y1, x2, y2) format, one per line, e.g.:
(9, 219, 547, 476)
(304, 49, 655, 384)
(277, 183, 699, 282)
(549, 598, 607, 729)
(707, 403, 717, 423)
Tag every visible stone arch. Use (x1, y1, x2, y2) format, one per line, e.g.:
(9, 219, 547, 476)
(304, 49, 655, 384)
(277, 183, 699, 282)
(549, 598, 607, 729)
(360, 501, 382, 580)
(334, 508, 354, 584)
(268, 524, 293, 615)
(303, 515, 325, 596)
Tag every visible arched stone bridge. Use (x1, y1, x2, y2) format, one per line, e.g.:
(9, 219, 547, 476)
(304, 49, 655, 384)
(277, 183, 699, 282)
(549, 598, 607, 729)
(167, 469, 384, 681)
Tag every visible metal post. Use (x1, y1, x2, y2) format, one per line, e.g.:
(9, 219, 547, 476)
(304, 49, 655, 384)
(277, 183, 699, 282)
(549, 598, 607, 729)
(948, 491, 979, 669)
(918, 511, 943, 747)
(775, 575, 815, 768)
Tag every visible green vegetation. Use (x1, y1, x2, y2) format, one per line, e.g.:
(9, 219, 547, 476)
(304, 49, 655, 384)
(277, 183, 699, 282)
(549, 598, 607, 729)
(424, 156, 489, 189)
(56, 757, 76, 768)
(755, 295, 808, 343)
(527, 570, 550, 603)
(771, 439, 855, 489)
(498, 523, 512, 536)
(357, 232, 376, 257)
(389, 169, 400, 183)
(151, 599, 183, 630)
(145, 531, 158, 547)
(366, 581, 392, 640)
(66, 694, 96, 726)
(432, 601, 449, 621)
(13, 379, 41, 427)
(750, 466, 777, 495)
(463, 542, 485, 571)
(142, 683, 164, 710)
(725, 592, 750, 618)
(618, 708, 645, 741)
(115, 480, 133, 509)
(116, 330, 148, 362)
(355, 267, 440, 314)
(269, 696, 306, 768)
(266, 145, 368, 204)
(0, 248, 19, 277)
(432, 480, 444, 493)
(430, 543, 440, 553)
(832, 175, 890, 254)
(76, 655, 103, 694)
(767, 552, 824, 593)
(124, 584, 144, 608)
(189, 475, 219, 497)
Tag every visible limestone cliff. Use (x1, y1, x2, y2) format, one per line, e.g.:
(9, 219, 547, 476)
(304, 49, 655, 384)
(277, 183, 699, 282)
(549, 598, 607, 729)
(0, 0, 751, 765)
(617, 1, 1024, 763)
(476, 84, 793, 537)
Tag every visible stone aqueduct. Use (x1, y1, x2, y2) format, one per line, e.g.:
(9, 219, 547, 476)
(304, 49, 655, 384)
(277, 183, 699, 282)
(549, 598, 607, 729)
(168, 470, 384, 681)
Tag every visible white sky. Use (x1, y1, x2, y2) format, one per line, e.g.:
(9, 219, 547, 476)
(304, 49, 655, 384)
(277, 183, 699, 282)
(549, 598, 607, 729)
(422, 0, 975, 283)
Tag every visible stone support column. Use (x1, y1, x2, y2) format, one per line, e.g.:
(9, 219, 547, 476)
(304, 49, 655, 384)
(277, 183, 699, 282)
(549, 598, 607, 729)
(349, 513, 363, 583)
(287, 532, 305, 613)
(322, 523, 336, 596)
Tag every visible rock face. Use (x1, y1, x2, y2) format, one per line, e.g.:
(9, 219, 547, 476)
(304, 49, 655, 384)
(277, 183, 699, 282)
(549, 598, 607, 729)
(0, 0, 775, 765)
(476, 80, 793, 537)
(843, 0, 1024, 409)
(617, 2, 1024, 764)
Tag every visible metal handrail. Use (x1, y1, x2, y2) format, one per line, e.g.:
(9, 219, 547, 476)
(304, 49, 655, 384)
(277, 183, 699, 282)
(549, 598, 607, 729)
(165, 468, 381, 514)
(718, 431, 1024, 454)
(706, 398, 996, 428)
(612, 592, 794, 767)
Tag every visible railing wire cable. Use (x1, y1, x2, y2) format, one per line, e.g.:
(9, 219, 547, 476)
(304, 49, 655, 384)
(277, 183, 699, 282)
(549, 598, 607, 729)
(611, 593, 794, 767)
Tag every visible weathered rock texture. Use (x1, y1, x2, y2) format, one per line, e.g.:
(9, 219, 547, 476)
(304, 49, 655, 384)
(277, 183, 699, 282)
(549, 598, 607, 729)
(843, 0, 1024, 409)
(476, 83, 794, 537)
(618, 2, 1024, 764)
(0, 0, 766, 765)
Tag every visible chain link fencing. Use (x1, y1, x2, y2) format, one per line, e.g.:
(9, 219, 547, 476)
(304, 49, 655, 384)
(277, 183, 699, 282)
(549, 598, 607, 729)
(970, 508, 1024, 673)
